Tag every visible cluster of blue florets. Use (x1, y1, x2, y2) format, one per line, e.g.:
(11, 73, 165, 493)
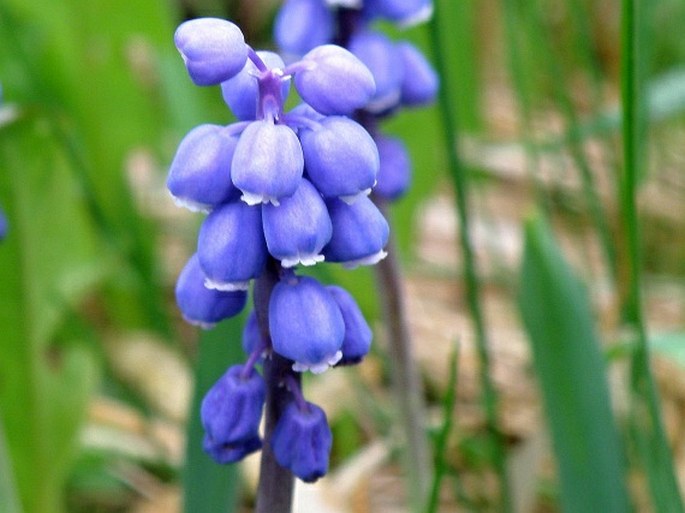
(169, 17, 386, 482)
(274, 0, 439, 201)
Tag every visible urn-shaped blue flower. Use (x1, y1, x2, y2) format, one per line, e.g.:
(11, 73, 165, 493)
(197, 201, 267, 290)
(201, 364, 266, 463)
(327, 286, 372, 365)
(270, 401, 332, 482)
(274, 0, 333, 57)
(269, 275, 344, 373)
(175, 254, 248, 328)
(174, 18, 248, 86)
(167, 124, 240, 211)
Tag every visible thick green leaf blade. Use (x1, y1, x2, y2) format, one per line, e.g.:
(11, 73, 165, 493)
(182, 318, 245, 513)
(518, 213, 630, 513)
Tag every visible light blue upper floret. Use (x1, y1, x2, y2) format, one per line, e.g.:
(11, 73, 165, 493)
(299, 116, 379, 201)
(397, 42, 439, 106)
(294, 45, 376, 115)
(274, 0, 334, 57)
(262, 178, 332, 268)
(197, 201, 267, 291)
(174, 18, 248, 86)
(166, 124, 240, 212)
(270, 400, 332, 483)
(231, 120, 304, 206)
(175, 254, 248, 328)
(348, 30, 403, 113)
(269, 275, 345, 373)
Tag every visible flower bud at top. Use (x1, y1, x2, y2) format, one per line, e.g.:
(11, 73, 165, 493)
(174, 18, 248, 86)
(326, 286, 372, 365)
(167, 124, 240, 211)
(275, 0, 334, 57)
(294, 45, 376, 115)
(323, 196, 389, 268)
(299, 116, 379, 201)
(348, 31, 403, 113)
(221, 51, 290, 121)
(262, 178, 332, 267)
(175, 254, 248, 328)
(373, 134, 411, 200)
(231, 120, 304, 205)
(270, 400, 332, 482)
(398, 42, 439, 106)
(197, 201, 267, 291)
(364, 0, 433, 27)
(269, 275, 344, 373)
(201, 364, 265, 463)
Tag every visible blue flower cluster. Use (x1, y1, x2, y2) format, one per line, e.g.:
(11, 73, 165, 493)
(169, 17, 383, 482)
(275, 0, 439, 201)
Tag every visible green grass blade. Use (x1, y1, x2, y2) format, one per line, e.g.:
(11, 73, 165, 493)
(620, 0, 684, 509)
(430, 2, 511, 510)
(182, 318, 245, 513)
(425, 344, 459, 513)
(518, 213, 630, 513)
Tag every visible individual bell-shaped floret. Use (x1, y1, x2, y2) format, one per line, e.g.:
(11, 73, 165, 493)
(271, 400, 332, 482)
(231, 120, 304, 205)
(197, 201, 267, 290)
(348, 31, 403, 113)
(174, 18, 248, 86)
(326, 286, 372, 365)
(167, 124, 240, 211)
(364, 0, 433, 27)
(201, 364, 265, 463)
(269, 274, 344, 373)
(175, 254, 248, 328)
(221, 51, 291, 121)
(373, 135, 411, 200)
(294, 45, 376, 115)
(262, 178, 332, 267)
(274, 0, 334, 57)
(323, 196, 389, 267)
(299, 116, 379, 202)
(398, 42, 439, 106)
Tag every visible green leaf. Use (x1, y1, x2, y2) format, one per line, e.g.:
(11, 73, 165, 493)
(182, 318, 245, 513)
(0, 116, 101, 513)
(518, 213, 630, 513)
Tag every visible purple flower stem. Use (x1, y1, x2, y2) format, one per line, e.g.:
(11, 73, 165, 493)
(373, 204, 431, 510)
(254, 258, 298, 513)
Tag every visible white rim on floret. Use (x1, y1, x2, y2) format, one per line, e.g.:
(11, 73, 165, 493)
(339, 187, 372, 205)
(281, 253, 326, 268)
(184, 316, 217, 330)
(170, 193, 212, 213)
(342, 249, 388, 269)
(324, 0, 362, 8)
(365, 90, 402, 114)
(240, 191, 280, 206)
(292, 350, 343, 374)
(204, 277, 250, 291)
(399, 4, 434, 28)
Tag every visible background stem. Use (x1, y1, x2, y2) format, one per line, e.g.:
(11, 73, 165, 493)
(374, 207, 431, 512)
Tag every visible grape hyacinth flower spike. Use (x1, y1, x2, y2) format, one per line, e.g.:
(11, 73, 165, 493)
(168, 15, 389, 506)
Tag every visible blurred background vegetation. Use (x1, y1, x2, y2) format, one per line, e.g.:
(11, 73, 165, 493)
(1, 0, 685, 512)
